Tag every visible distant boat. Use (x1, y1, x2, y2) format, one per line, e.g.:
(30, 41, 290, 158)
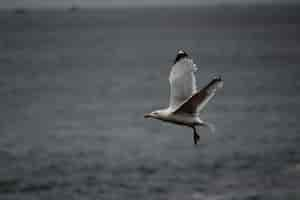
(14, 8, 27, 15)
(68, 5, 79, 12)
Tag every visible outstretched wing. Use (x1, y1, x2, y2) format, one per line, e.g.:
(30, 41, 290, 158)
(168, 51, 197, 110)
(173, 77, 223, 114)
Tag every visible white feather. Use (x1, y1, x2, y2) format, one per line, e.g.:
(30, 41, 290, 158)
(168, 58, 197, 110)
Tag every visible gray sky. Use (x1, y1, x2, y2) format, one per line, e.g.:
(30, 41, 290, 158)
(0, 0, 296, 9)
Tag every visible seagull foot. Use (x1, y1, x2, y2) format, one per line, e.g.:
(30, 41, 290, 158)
(193, 128, 200, 145)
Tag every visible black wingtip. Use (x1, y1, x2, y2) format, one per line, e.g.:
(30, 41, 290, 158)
(213, 76, 222, 82)
(174, 49, 189, 64)
(203, 76, 223, 91)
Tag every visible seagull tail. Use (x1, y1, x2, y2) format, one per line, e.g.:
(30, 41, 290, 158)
(203, 122, 216, 134)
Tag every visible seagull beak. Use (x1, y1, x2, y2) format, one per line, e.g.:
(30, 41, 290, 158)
(144, 113, 151, 118)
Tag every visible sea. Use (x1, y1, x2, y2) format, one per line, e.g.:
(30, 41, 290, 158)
(0, 4, 299, 200)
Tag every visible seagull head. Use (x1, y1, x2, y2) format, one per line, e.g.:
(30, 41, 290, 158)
(144, 110, 165, 119)
(144, 111, 159, 119)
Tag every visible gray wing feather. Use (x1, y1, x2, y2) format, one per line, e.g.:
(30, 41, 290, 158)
(173, 77, 223, 114)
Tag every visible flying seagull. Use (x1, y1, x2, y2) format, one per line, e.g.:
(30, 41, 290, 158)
(144, 50, 223, 145)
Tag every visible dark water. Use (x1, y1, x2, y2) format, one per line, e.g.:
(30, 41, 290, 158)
(0, 4, 300, 200)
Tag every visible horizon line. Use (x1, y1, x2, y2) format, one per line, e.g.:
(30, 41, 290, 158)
(0, 1, 299, 10)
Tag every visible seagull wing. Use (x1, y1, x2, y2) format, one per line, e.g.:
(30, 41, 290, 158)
(173, 77, 223, 114)
(169, 57, 197, 110)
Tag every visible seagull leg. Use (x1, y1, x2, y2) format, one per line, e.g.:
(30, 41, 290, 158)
(192, 126, 200, 145)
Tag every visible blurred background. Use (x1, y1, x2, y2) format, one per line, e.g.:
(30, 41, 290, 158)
(0, 0, 300, 199)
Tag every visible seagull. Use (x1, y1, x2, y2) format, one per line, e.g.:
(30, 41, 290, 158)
(144, 50, 223, 145)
